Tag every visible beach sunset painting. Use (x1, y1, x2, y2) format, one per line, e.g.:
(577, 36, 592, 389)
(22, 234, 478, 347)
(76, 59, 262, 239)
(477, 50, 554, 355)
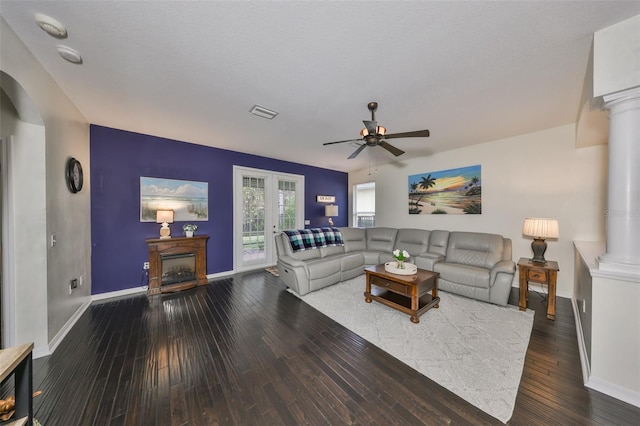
(408, 165, 482, 215)
(140, 177, 208, 222)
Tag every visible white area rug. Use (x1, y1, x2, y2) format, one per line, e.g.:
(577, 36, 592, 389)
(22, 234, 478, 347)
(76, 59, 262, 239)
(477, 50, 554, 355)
(294, 276, 534, 423)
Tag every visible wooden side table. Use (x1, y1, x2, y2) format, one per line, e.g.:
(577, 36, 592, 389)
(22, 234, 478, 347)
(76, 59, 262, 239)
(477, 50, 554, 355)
(518, 258, 559, 320)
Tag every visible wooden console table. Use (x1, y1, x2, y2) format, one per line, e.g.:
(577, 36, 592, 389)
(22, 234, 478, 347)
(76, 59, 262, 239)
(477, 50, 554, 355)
(0, 343, 33, 426)
(146, 235, 209, 295)
(518, 257, 559, 320)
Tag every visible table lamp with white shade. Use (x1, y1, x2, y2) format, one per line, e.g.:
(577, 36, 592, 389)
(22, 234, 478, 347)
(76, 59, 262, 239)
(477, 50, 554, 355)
(522, 217, 559, 264)
(156, 209, 174, 239)
(325, 204, 338, 226)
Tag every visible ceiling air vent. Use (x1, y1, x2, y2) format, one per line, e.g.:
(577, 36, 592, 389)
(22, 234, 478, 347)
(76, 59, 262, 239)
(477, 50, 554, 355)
(249, 105, 278, 120)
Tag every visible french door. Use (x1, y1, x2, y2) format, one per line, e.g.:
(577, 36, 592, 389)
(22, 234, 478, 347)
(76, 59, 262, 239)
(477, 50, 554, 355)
(233, 166, 304, 272)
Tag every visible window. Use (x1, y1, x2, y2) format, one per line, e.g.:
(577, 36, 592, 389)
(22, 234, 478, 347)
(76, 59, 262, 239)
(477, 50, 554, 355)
(353, 182, 375, 228)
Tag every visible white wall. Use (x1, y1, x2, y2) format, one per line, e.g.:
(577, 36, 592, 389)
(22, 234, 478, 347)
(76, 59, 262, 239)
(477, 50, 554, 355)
(594, 14, 640, 97)
(1, 18, 91, 355)
(349, 124, 607, 297)
(1, 103, 48, 354)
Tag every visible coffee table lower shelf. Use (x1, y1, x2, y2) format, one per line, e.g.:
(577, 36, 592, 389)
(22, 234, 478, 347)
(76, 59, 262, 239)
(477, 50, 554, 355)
(365, 288, 440, 323)
(364, 264, 440, 323)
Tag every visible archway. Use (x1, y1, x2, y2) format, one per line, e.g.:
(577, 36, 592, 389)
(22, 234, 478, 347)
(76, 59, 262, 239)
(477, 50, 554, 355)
(0, 71, 45, 349)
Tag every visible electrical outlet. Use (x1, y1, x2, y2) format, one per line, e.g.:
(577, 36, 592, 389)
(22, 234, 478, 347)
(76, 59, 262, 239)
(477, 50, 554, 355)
(70, 278, 78, 289)
(143, 262, 150, 270)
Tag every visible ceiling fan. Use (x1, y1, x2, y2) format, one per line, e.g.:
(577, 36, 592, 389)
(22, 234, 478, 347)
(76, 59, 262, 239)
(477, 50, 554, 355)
(323, 102, 430, 159)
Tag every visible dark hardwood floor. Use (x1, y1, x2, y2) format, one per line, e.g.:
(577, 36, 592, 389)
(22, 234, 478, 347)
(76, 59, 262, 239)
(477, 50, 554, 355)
(11, 271, 640, 425)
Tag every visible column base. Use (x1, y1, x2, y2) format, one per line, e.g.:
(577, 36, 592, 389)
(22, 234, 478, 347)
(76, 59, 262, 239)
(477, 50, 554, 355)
(597, 253, 640, 276)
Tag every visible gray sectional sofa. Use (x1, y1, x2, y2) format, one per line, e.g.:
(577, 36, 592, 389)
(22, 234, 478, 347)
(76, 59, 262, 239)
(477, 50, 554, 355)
(275, 227, 516, 306)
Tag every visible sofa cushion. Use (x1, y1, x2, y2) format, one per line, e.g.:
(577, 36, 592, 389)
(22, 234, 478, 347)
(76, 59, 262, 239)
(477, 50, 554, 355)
(363, 252, 383, 265)
(445, 232, 503, 269)
(434, 263, 490, 288)
(306, 257, 341, 279)
(340, 252, 365, 271)
(414, 253, 444, 271)
(428, 230, 449, 256)
(394, 228, 430, 256)
(366, 228, 398, 253)
(320, 245, 345, 257)
(339, 227, 367, 252)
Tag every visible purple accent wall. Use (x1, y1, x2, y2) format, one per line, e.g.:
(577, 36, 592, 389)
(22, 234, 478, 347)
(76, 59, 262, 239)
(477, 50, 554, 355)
(90, 125, 348, 294)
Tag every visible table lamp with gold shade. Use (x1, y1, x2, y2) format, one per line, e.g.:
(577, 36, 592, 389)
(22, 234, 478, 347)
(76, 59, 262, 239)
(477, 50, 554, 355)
(522, 217, 559, 264)
(156, 209, 174, 239)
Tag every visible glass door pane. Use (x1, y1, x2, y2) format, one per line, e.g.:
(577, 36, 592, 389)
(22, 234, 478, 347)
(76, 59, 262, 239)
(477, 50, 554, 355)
(242, 176, 266, 263)
(277, 179, 296, 232)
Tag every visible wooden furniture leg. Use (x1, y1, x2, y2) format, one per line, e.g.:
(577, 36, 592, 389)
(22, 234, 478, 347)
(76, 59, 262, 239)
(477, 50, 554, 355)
(519, 267, 527, 311)
(547, 270, 557, 320)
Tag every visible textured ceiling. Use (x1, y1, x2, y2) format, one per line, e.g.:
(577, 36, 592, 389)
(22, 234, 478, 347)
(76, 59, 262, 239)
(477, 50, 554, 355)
(1, 1, 638, 172)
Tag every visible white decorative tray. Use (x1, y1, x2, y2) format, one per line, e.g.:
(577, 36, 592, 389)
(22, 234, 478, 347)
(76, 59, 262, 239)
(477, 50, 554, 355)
(384, 261, 418, 275)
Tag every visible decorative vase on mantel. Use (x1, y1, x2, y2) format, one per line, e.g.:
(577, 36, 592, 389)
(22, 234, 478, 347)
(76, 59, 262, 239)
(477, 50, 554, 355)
(183, 224, 197, 238)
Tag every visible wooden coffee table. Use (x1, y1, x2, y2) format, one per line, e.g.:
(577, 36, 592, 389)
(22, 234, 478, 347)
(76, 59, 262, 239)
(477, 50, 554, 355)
(364, 264, 440, 323)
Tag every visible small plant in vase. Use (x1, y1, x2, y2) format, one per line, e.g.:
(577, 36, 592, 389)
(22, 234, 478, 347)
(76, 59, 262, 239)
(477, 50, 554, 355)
(392, 249, 410, 269)
(183, 223, 198, 237)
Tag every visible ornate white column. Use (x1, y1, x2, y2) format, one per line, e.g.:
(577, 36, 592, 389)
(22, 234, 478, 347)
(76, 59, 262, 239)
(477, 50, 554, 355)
(597, 87, 640, 275)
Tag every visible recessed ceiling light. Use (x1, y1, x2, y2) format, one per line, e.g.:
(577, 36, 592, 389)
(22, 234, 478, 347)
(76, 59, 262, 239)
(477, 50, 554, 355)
(57, 45, 83, 64)
(35, 13, 67, 38)
(249, 105, 278, 120)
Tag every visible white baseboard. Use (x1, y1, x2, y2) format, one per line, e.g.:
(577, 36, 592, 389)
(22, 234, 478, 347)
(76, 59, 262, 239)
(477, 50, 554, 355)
(207, 270, 234, 280)
(571, 297, 591, 385)
(32, 346, 51, 360)
(511, 281, 572, 299)
(44, 297, 92, 359)
(91, 286, 148, 302)
(91, 272, 234, 302)
(586, 376, 640, 408)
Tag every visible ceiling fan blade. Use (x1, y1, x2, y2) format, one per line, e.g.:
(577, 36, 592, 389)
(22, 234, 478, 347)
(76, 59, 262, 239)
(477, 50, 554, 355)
(347, 144, 367, 159)
(323, 138, 362, 146)
(363, 120, 377, 135)
(378, 140, 405, 157)
(384, 129, 430, 139)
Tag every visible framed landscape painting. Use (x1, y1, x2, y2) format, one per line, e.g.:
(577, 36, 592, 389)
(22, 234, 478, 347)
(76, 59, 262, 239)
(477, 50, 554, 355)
(408, 165, 481, 215)
(140, 177, 208, 222)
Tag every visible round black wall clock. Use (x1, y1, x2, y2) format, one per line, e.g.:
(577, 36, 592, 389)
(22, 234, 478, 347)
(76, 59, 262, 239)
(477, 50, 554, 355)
(66, 157, 83, 193)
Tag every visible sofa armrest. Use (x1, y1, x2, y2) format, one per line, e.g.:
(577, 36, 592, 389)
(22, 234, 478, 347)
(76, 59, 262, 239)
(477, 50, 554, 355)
(414, 253, 445, 271)
(278, 255, 309, 270)
(489, 260, 516, 285)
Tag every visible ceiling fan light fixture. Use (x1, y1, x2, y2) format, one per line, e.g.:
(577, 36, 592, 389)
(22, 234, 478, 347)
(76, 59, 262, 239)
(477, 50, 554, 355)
(360, 126, 386, 137)
(324, 102, 429, 160)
